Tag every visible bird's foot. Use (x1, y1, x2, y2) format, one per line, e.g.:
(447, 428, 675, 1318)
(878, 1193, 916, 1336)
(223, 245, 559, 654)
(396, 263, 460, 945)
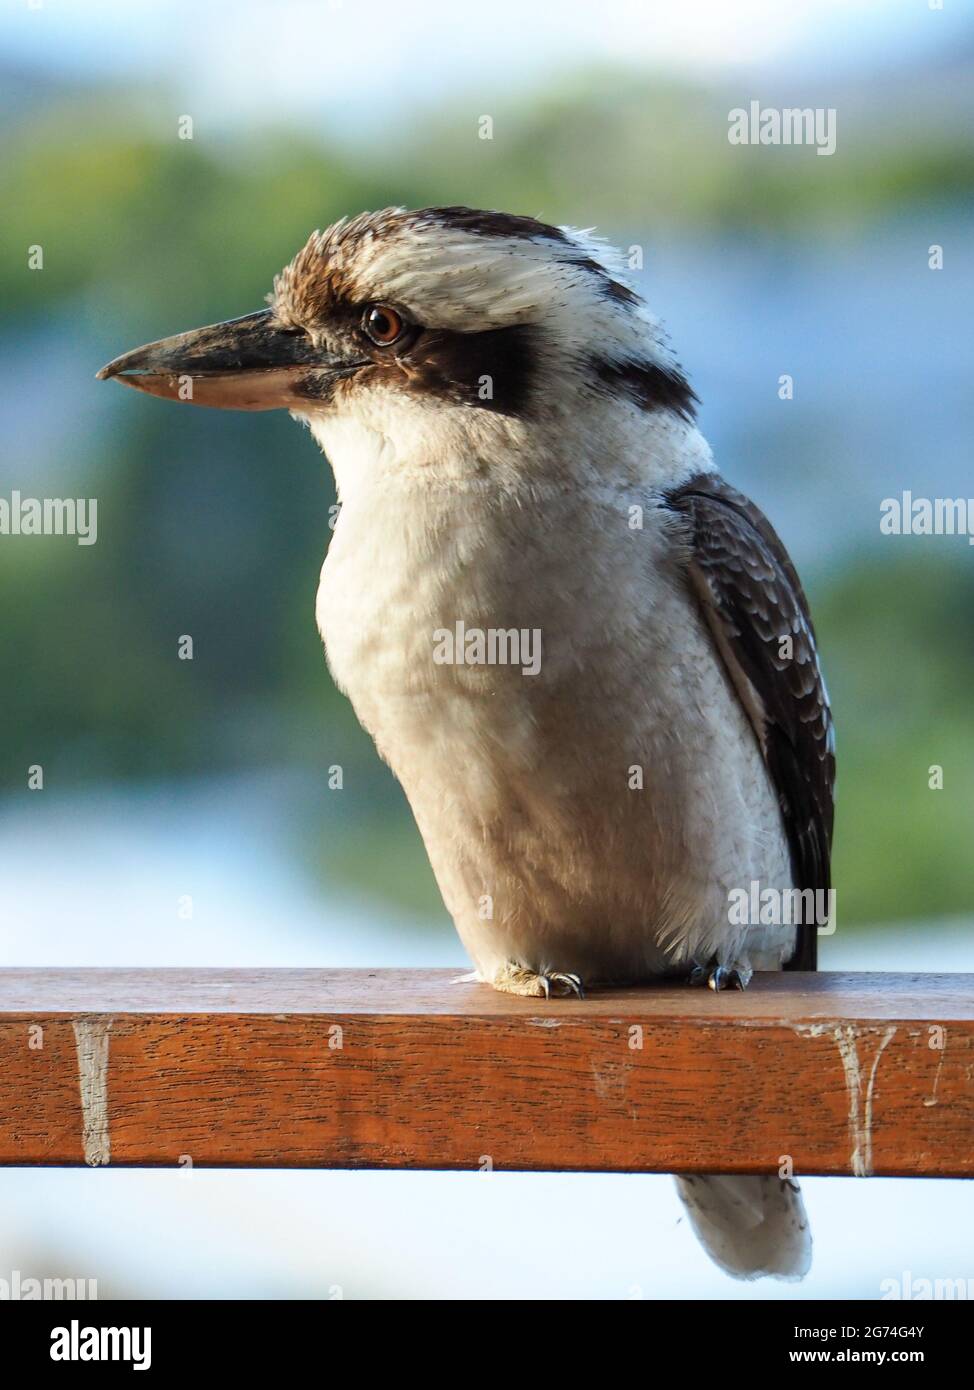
(688, 957, 752, 991)
(491, 964, 586, 999)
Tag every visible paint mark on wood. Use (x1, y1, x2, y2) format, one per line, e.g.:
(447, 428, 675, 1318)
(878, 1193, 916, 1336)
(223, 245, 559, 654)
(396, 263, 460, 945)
(72, 1018, 111, 1167)
(924, 1042, 947, 1108)
(859, 1027, 896, 1176)
(796, 1022, 897, 1176)
(590, 1058, 631, 1102)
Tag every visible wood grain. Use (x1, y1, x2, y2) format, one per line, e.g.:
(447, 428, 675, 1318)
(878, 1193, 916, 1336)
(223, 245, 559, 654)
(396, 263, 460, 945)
(0, 969, 971, 1176)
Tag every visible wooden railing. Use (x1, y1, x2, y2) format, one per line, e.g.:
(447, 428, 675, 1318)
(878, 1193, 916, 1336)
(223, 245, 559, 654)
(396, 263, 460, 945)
(1, 969, 970, 1176)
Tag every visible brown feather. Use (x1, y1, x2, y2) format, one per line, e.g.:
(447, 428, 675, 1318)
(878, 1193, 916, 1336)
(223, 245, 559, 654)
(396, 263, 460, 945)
(667, 474, 835, 970)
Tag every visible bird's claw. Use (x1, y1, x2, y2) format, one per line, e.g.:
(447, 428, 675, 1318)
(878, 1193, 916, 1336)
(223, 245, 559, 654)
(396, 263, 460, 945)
(688, 958, 752, 991)
(544, 971, 586, 999)
(492, 965, 586, 998)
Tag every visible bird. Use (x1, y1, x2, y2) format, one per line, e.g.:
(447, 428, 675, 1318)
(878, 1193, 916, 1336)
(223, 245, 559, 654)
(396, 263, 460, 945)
(99, 205, 835, 1281)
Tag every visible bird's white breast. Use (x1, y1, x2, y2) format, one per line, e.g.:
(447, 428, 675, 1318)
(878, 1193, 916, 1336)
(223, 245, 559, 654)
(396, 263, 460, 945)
(312, 411, 793, 982)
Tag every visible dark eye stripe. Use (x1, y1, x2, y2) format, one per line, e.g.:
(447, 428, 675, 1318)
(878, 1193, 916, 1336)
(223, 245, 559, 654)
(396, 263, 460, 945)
(386, 324, 537, 417)
(590, 356, 698, 420)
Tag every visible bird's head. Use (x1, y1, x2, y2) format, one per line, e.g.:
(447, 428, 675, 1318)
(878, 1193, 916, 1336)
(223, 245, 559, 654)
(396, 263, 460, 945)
(98, 206, 698, 478)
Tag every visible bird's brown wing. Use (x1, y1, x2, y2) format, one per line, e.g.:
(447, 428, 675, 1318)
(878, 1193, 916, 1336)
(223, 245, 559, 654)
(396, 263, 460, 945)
(666, 473, 835, 969)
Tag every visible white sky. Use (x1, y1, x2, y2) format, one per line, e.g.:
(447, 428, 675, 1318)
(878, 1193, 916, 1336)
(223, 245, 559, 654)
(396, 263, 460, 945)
(2, 0, 964, 134)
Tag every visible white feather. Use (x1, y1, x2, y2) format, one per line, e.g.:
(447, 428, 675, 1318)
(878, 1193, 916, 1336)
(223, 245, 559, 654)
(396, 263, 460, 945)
(674, 1175, 812, 1281)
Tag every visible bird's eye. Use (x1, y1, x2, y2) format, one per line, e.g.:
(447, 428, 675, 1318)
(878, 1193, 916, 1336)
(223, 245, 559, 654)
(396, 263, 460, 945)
(363, 304, 405, 346)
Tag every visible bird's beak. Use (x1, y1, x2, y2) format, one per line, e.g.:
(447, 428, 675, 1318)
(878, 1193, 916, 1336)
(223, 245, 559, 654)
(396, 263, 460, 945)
(96, 308, 339, 411)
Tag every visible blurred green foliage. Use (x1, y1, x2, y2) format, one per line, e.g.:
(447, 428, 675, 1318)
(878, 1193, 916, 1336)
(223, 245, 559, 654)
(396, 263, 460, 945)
(1, 73, 972, 930)
(816, 550, 974, 926)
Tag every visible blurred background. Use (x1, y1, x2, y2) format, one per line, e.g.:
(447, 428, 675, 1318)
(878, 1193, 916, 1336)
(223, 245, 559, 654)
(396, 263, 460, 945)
(1, 0, 972, 1299)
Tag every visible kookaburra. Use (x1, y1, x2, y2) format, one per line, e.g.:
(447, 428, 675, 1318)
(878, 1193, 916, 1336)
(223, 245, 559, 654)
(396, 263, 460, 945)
(99, 206, 835, 1281)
